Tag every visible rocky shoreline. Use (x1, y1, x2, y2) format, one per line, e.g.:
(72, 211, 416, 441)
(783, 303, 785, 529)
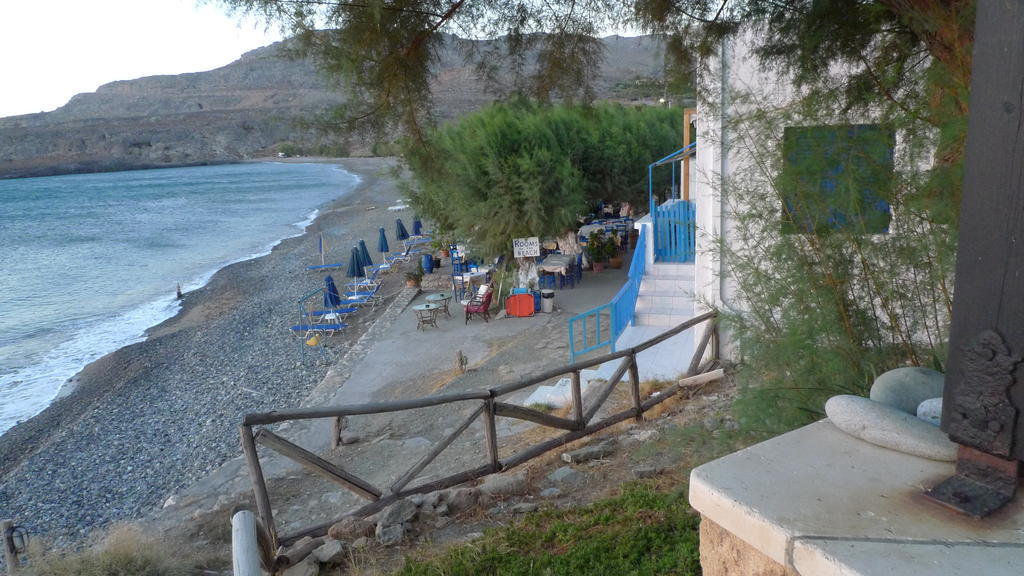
(0, 157, 405, 542)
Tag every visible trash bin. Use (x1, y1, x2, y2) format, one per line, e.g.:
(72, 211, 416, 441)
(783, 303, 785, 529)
(541, 289, 555, 313)
(421, 253, 434, 274)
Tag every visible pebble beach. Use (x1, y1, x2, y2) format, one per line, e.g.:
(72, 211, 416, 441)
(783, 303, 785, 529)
(0, 157, 405, 541)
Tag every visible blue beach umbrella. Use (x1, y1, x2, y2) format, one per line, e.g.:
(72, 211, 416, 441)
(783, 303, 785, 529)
(395, 218, 410, 241)
(358, 239, 374, 268)
(346, 247, 364, 278)
(412, 218, 423, 236)
(324, 275, 342, 308)
(377, 227, 390, 254)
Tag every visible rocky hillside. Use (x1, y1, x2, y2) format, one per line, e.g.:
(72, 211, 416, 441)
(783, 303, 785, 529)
(0, 35, 666, 179)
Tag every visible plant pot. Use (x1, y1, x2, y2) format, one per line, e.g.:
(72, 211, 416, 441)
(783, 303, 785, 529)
(608, 255, 624, 269)
(406, 279, 421, 288)
(592, 261, 606, 273)
(441, 249, 450, 258)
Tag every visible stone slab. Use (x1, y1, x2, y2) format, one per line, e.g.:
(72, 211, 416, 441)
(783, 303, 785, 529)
(689, 420, 1024, 574)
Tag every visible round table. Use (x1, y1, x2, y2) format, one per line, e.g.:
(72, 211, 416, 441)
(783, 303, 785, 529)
(412, 303, 441, 330)
(426, 292, 453, 318)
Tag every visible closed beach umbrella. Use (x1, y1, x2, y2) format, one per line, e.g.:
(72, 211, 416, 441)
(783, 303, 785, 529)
(396, 218, 409, 241)
(377, 227, 390, 254)
(358, 239, 374, 267)
(324, 275, 342, 308)
(412, 218, 423, 236)
(347, 247, 364, 278)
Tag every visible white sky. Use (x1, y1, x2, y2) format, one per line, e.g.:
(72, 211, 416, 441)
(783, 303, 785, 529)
(0, 0, 283, 118)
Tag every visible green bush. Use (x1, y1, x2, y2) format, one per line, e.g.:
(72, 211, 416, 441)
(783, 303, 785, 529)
(403, 100, 681, 260)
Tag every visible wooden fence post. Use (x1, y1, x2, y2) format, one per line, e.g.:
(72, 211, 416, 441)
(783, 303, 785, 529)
(1, 520, 18, 576)
(628, 354, 643, 422)
(231, 510, 262, 576)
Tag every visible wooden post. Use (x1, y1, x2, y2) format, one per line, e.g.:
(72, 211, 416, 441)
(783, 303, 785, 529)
(570, 370, 584, 425)
(231, 510, 262, 576)
(239, 425, 277, 549)
(628, 354, 643, 422)
(483, 399, 500, 472)
(927, 0, 1024, 518)
(1, 520, 17, 576)
(683, 107, 696, 201)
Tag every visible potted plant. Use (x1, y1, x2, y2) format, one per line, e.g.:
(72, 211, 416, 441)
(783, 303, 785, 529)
(608, 232, 624, 269)
(587, 231, 612, 273)
(405, 263, 424, 288)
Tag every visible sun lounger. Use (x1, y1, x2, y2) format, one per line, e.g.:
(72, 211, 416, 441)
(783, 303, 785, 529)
(290, 322, 348, 335)
(306, 262, 346, 271)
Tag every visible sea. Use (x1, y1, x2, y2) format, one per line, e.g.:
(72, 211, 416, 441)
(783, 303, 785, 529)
(0, 162, 360, 435)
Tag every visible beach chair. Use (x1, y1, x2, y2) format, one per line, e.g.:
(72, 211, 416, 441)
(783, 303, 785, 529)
(290, 288, 349, 339)
(464, 284, 493, 324)
(344, 282, 383, 307)
(385, 245, 415, 264)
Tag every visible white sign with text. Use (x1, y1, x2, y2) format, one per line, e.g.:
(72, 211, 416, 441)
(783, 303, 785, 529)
(513, 236, 541, 258)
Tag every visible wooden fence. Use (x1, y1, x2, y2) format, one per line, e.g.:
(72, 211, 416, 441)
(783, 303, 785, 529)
(237, 311, 721, 572)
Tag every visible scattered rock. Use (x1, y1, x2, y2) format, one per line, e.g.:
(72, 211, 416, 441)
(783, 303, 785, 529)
(408, 494, 425, 507)
(433, 516, 452, 529)
(561, 440, 616, 464)
(432, 502, 450, 517)
(282, 555, 318, 576)
(632, 429, 660, 442)
(313, 540, 348, 564)
(443, 488, 480, 513)
(539, 487, 562, 498)
(422, 491, 442, 508)
(375, 523, 405, 546)
(703, 416, 721, 430)
(510, 502, 539, 514)
(328, 516, 375, 540)
(351, 536, 370, 550)
(546, 466, 583, 486)
(479, 470, 529, 500)
(916, 397, 943, 427)
(632, 465, 660, 479)
(378, 499, 418, 527)
(339, 432, 361, 445)
(869, 367, 945, 414)
(825, 395, 957, 461)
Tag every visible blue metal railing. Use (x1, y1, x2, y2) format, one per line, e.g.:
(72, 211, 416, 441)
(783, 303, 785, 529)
(568, 225, 648, 362)
(653, 200, 695, 262)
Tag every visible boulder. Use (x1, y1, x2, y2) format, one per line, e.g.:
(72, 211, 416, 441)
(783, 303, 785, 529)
(478, 470, 529, 500)
(539, 487, 562, 498)
(443, 487, 480, 513)
(632, 464, 660, 479)
(546, 466, 583, 486)
(916, 397, 943, 427)
(377, 499, 418, 527)
(351, 536, 371, 550)
(312, 540, 348, 564)
(510, 502, 539, 514)
(281, 555, 318, 576)
(825, 395, 957, 461)
(328, 516, 375, 541)
(869, 367, 945, 414)
(339, 432, 361, 445)
(561, 440, 616, 464)
(375, 524, 405, 546)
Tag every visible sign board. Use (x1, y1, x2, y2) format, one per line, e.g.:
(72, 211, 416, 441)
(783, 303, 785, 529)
(513, 237, 540, 258)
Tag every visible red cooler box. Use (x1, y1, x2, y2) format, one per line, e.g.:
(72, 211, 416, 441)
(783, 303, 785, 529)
(505, 293, 535, 318)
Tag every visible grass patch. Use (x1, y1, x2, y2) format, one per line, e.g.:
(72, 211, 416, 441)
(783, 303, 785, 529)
(527, 402, 556, 413)
(25, 525, 221, 576)
(397, 482, 701, 576)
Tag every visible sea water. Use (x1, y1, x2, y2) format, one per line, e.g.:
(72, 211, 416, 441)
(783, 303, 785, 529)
(0, 162, 359, 434)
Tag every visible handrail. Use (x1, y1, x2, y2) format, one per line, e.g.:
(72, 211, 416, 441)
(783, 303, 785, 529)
(568, 224, 648, 362)
(238, 311, 719, 568)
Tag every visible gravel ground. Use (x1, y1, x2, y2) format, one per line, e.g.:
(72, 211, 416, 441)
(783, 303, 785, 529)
(0, 157, 406, 543)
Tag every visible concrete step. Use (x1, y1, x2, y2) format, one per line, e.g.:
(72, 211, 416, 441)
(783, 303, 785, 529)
(635, 295, 695, 316)
(634, 311, 694, 327)
(647, 262, 695, 279)
(639, 275, 693, 295)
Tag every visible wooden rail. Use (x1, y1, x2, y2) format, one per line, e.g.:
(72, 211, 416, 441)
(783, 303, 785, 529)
(237, 312, 720, 570)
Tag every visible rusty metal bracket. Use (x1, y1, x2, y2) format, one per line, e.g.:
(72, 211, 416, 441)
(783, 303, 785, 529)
(926, 445, 1021, 518)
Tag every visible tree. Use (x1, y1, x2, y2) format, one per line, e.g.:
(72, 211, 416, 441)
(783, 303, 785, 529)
(403, 100, 680, 259)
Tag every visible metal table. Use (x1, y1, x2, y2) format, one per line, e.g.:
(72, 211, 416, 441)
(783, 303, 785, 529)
(412, 303, 441, 330)
(426, 292, 453, 318)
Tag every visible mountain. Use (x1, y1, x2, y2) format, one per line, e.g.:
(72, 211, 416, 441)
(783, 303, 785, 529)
(0, 35, 667, 179)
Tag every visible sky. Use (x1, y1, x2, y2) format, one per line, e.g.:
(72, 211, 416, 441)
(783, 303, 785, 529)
(0, 0, 283, 118)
